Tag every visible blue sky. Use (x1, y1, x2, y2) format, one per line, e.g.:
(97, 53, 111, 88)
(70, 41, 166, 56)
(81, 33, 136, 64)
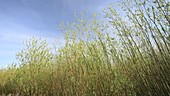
(0, 0, 118, 68)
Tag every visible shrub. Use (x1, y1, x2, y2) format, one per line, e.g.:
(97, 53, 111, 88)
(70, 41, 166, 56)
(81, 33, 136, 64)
(0, 0, 169, 95)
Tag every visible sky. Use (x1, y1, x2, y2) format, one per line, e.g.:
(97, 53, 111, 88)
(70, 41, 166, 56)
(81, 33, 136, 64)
(0, 0, 118, 68)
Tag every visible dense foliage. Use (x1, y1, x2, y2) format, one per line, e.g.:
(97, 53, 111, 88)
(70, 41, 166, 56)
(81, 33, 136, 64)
(0, 0, 170, 95)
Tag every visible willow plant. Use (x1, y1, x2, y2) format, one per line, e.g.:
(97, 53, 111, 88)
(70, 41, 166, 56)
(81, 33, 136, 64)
(0, 0, 169, 95)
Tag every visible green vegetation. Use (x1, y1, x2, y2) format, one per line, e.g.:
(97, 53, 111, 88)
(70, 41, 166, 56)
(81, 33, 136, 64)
(0, 0, 169, 95)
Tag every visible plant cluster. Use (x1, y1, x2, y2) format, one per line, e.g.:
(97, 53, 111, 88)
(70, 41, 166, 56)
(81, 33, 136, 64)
(0, 0, 169, 95)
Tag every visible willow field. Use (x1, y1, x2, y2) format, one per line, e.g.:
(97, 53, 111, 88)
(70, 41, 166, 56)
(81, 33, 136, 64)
(0, 0, 170, 96)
